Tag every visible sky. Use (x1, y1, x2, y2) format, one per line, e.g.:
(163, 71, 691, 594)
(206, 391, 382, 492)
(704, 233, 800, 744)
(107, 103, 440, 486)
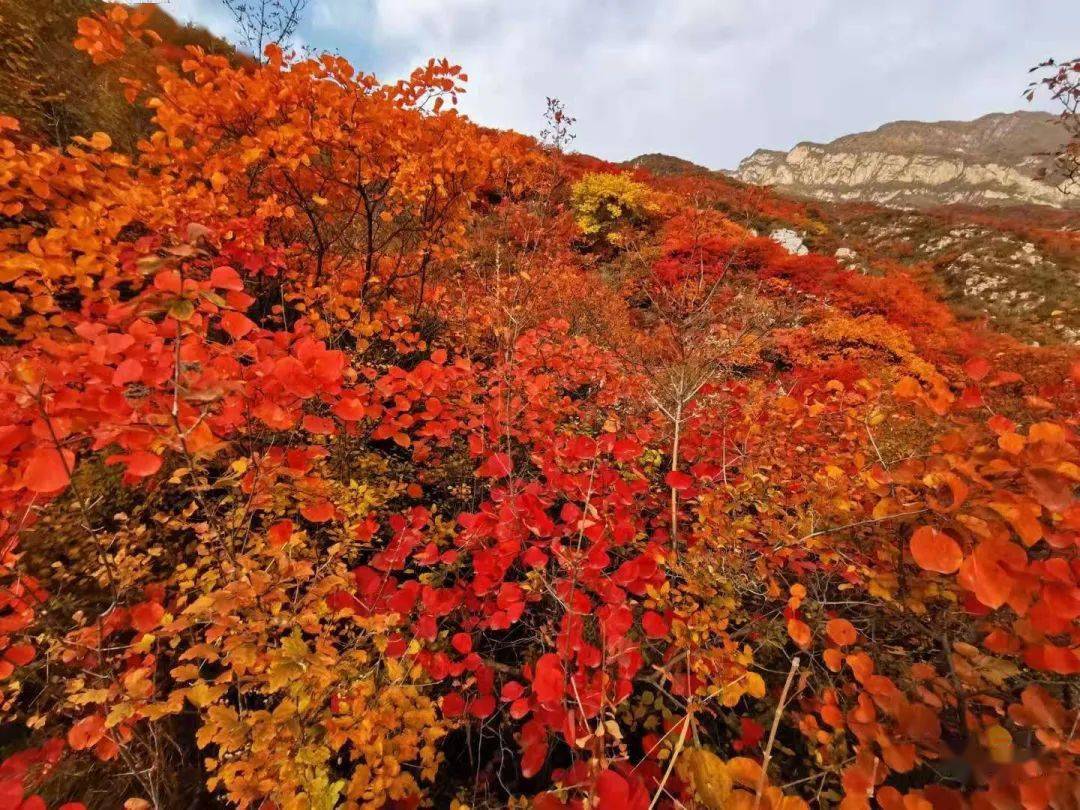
(158, 0, 1079, 170)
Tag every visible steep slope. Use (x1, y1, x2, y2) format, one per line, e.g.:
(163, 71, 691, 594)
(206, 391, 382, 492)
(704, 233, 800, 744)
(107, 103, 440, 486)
(735, 111, 1078, 209)
(0, 0, 240, 149)
(626, 161, 1080, 346)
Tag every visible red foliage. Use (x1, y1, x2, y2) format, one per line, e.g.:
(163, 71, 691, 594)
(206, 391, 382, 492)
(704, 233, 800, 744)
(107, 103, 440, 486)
(0, 8, 1076, 810)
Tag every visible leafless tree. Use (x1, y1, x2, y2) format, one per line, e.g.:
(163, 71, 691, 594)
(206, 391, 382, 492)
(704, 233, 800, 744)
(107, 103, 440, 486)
(539, 96, 576, 153)
(1027, 56, 1080, 193)
(221, 0, 308, 58)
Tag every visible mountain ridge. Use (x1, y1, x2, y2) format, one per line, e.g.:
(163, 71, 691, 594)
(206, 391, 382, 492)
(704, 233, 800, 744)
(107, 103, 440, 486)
(732, 110, 1078, 209)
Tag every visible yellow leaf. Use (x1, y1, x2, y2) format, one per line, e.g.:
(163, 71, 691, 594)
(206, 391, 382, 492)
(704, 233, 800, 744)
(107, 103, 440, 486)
(106, 702, 134, 727)
(745, 672, 766, 699)
(986, 723, 1014, 763)
(186, 681, 226, 708)
(681, 748, 732, 810)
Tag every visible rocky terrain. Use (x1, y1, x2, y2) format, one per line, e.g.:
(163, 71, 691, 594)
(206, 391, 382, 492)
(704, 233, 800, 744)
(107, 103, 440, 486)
(734, 111, 1078, 209)
(806, 207, 1080, 345)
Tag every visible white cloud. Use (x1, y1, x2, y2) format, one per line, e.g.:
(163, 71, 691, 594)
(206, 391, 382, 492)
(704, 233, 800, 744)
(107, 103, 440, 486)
(156, 0, 236, 40)
(159, 0, 1080, 169)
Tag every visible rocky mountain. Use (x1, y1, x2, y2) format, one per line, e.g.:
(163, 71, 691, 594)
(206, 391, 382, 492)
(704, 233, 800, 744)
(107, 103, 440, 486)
(734, 111, 1078, 209)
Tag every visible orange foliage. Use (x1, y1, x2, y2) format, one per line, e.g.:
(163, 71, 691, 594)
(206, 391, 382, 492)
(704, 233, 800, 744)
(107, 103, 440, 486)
(0, 8, 1077, 810)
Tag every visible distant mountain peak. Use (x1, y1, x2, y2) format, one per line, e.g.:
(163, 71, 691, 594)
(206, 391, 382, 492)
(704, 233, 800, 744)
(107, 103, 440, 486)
(623, 153, 712, 176)
(736, 111, 1077, 209)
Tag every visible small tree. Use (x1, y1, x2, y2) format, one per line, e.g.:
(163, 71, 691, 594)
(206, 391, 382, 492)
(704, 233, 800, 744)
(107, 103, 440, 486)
(538, 95, 575, 153)
(1027, 56, 1080, 192)
(221, 0, 308, 57)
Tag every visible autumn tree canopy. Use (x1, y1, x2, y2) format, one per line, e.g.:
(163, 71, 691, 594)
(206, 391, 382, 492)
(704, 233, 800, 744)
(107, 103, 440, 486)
(0, 6, 1078, 810)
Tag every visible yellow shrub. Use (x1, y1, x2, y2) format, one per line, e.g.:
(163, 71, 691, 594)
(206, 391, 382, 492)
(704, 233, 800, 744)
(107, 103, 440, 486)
(571, 172, 660, 245)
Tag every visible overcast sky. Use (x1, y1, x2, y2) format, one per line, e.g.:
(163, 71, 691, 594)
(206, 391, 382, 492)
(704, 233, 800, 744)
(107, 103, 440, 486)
(159, 0, 1079, 170)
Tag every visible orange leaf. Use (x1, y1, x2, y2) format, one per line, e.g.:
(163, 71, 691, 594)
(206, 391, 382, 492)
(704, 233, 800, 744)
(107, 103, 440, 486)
(826, 618, 857, 647)
(787, 618, 812, 648)
(909, 526, 962, 574)
(998, 432, 1025, 454)
(94, 734, 120, 762)
(301, 500, 335, 523)
(67, 714, 106, 751)
(957, 539, 1026, 609)
(893, 377, 921, 398)
(823, 648, 844, 672)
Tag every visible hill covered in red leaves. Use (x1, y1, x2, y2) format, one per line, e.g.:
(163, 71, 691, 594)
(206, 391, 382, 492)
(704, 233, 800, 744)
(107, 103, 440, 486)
(0, 6, 1078, 810)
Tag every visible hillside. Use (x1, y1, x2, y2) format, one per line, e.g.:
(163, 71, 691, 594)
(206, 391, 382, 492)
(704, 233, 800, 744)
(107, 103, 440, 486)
(620, 156, 1080, 346)
(0, 0, 240, 149)
(0, 6, 1079, 810)
(734, 111, 1078, 209)
(622, 152, 712, 176)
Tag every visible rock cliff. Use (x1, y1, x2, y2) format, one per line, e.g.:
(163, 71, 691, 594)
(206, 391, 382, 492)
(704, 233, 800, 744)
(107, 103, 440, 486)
(735, 111, 1078, 209)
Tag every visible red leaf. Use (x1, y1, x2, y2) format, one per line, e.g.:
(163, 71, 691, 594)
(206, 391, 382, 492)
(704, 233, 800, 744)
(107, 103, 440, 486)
(477, 452, 512, 478)
(442, 691, 465, 717)
(470, 694, 495, 717)
(520, 724, 548, 777)
(326, 590, 360, 613)
(664, 470, 694, 491)
(107, 451, 162, 478)
(153, 270, 181, 294)
(210, 266, 244, 291)
(112, 357, 143, 385)
(521, 546, 548, 568)
(0, 780, 22, 808)
(451, 632, 472, 654)
(532, 653, 564, 706)
(267, 519, 293, 547)
(595, 770, 630, 808)
(333, 396, 367, 421)
(510, 697, 530, 719)
(4, 643, 35, 666)
(733, 717, 765, 751)
(957, 385, 984, 409)
(501, 681, 525, 701)
(641, 610, 669, 639)
(24, 446, 72, 493)
(221, 311, 254, 339)
(131, 601, 164, 633)
(963, 357, 991, 381)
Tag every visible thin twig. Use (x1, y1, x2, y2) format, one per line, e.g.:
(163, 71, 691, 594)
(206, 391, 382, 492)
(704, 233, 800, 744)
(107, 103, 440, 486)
(648, 709, 693, 810)
(754, 656, 801, 810)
